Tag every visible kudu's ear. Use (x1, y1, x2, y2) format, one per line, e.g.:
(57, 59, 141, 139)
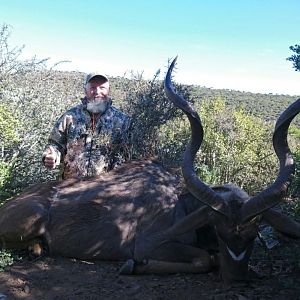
(262, 208, 300, 239)
(164, 57, 230, 217)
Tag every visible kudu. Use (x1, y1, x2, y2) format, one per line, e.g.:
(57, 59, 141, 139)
(164, 57, 300, 281)
(0, 58, 300, 283)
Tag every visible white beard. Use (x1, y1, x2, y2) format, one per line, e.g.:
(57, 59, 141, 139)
(86, 99, 109, 114)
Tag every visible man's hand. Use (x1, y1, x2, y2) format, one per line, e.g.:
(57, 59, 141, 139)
(43, 146, 58, 169)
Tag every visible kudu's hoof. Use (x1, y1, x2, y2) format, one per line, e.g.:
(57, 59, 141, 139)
(119, 259, 136, 275)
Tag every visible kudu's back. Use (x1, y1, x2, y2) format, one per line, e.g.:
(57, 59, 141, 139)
(0, 160, 180, 260)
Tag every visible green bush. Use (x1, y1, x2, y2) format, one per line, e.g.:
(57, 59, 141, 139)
(0, 249, 14, 271)
(159, 97, 279, 195)
(198, 98, 278, 195)
(115, 70, 190, 160)
(0, 105, 20, 200)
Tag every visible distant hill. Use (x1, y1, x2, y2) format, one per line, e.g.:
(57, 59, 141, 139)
(45, 69, 300, 125)
(189, 84, 300, 125)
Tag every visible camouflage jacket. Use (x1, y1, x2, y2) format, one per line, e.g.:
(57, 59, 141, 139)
(43, 97, 131, 179)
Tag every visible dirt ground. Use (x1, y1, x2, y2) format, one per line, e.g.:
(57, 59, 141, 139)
(0, 239, 299, 300)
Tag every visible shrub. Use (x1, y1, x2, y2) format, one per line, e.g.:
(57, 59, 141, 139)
(0, 250, 14, 271)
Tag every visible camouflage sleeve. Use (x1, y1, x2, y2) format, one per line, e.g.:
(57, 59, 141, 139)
(110, 112, 132, 165)
(121, 115, 132, 145)
(42, 112, 73, 164)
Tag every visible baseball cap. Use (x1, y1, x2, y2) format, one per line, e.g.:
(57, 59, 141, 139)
(84, 72, 109, 85)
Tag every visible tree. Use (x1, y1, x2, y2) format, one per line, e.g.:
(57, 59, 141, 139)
(0, 24, 81, 200)
(0, 105, 20, 199)
(287, 44, 300, 72)
(111, 65, 191, 161)
(159, 97, 279, 195)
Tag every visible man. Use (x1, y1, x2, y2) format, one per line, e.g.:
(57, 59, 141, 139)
(42, 72, 131, 179)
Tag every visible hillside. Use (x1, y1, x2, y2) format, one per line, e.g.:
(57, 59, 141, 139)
(189, 85, 299, 124)
(36, 69, 299, 125)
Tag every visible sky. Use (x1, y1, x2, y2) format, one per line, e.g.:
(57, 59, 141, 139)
(0, 0, 300, 95)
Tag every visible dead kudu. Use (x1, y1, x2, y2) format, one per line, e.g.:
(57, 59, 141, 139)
(1, 58, 300, 282)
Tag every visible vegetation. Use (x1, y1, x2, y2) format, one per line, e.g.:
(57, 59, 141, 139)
(0, 22, 299, 226)
(112, 70, 188, 160)
(0, 24, 299, 198)
(0, 250, 14, 271)
(287, 44, 300, 72)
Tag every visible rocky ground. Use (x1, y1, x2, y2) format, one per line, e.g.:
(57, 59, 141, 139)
(0, 239, 299, 300)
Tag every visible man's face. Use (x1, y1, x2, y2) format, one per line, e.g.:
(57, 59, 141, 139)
(85, 76, 110, 114)
(85, 77, 110, 101)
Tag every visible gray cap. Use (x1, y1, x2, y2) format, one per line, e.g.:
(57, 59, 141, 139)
(84, 72, 109, 85)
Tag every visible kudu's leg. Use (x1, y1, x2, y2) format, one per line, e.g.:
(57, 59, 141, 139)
(121, 206, 218, 275)
(163, 205, 214, 239)
(120, 257, 214, 275)
(2, 238, 45, 256)
(121, 241, 217, 274)
(0, 195, 50, 256)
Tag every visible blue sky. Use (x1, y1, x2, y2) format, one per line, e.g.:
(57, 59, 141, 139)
(1, 0, 300, 95)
